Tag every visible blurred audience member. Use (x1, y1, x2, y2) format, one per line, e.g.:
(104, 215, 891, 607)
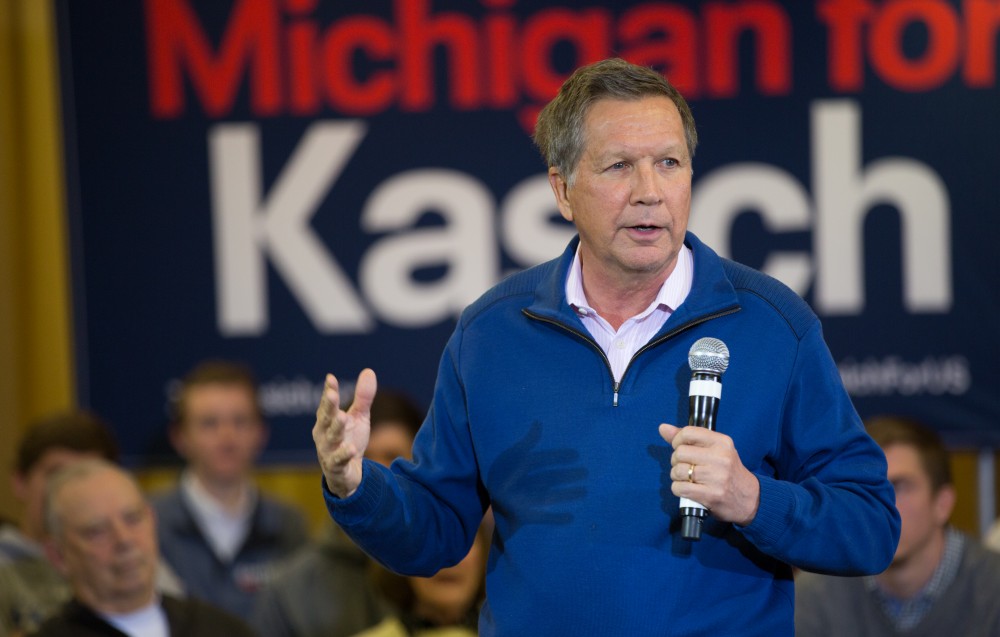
(796, 416, 1000, 636)
(151, 360, 307, 617)
(0, 410, 184, 636)
(253, 389, 424, 637)
(351, 517, 490, 637)
(31, 459, 256, 637)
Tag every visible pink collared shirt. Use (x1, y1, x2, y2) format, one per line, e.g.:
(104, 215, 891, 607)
(566, 245, 694, 383)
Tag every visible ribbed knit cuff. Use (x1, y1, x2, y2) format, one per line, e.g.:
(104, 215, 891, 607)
(321, 459, 388, 527)
(738, 474, 792, 550)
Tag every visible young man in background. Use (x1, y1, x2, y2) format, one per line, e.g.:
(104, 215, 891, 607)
(796, 416, 1000, 636)
(152, 360, 307, 618)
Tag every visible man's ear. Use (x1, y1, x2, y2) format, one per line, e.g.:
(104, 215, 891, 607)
(252, 421, 270, 460)
(44, 537, 69, 576)
(146, 502, 158, 532)
(933, 483, 957, 526)
(11, 472, 28, 503)
(548, 167, 573, 222)
(167, 423, 189, 460)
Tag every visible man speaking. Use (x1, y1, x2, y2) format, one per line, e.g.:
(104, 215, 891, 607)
(313, 57, 899, 636)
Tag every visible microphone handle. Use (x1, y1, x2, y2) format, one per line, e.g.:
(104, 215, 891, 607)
(680, 372, 721, 540)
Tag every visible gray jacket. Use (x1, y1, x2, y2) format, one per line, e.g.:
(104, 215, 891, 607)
(151, 486, 307, 618)
(796, 530, 1000, 636)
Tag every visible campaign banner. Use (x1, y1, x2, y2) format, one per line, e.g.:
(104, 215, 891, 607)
(56, 0, 1000, 463)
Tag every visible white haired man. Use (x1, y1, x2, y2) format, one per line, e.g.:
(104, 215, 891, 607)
(33, 459, 256, 637)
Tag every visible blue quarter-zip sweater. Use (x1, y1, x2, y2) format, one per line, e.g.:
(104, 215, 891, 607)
(325, 232, 900, 637)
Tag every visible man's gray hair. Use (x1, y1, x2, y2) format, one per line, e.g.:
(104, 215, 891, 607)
(533, 57, 698, 183)
(43, 458, 135, 538)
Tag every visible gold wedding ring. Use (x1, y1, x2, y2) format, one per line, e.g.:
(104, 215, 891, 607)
(687, 464, 695, 482)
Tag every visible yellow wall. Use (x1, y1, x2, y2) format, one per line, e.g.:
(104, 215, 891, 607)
(0, 0, 75, 523)
(950, 451, 986, 538)
(136, 466, 332, 538)
(0, 0, 993, 542)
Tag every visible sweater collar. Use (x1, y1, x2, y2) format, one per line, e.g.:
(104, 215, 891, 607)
(526, 232, 740, 334)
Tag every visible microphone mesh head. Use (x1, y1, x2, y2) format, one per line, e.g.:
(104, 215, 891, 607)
(688, 337, 730, 374)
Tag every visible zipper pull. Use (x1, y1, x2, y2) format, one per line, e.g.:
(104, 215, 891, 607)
(613, 381, 619, 407)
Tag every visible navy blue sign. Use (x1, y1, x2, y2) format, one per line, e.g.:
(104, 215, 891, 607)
(57, 0, 1000, 462)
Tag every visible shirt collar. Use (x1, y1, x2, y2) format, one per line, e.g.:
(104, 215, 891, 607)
(180, 470, 256, 522)
(864, 527, 965, 630)
(566, 243, 693, 320)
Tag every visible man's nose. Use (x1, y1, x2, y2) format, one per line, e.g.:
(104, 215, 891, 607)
(110, 519, 136, 545)
(630, 163, 663, 206)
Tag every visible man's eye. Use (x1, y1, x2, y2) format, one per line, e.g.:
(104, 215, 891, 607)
(233, 416, 256, 429)
(80, 526, 107, 540)
(661, 158, 679, 168)
(890, 479, 913, 493)
(609, 162, 626, 170)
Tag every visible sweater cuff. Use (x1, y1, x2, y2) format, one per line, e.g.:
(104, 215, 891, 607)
(321, 459, 387, 527)
(738, 474, 793, 549)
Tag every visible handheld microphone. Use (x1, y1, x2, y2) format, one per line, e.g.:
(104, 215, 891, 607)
(680, 337, 730, 541)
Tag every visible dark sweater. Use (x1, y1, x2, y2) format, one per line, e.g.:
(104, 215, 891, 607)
(29, 595, 257, 637)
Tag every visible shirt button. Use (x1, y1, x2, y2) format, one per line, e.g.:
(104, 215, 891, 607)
(614, 339, 626, 350)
